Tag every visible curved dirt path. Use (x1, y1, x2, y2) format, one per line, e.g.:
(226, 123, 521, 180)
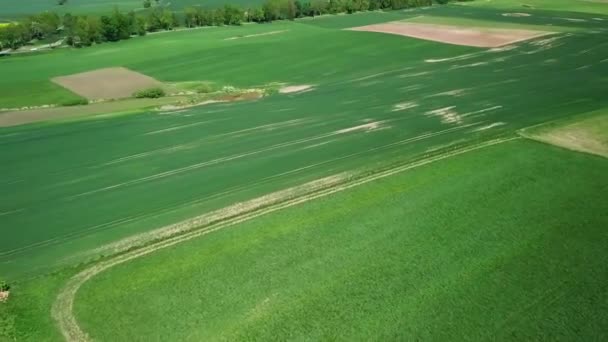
(52, 137, 515, 342)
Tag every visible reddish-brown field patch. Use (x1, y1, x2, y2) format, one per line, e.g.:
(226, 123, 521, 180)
(347, 22, 551, 48)
(52, 67, 163, 100)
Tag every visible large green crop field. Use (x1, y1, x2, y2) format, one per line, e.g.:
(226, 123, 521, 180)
(1, 2, 608, 341)
(72, 139, 608, 341)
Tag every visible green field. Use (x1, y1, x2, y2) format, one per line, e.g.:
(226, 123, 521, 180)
(464, 0, 608, 15)
(0, 0, 264, 21)
(70, 139, 608, 340)
(1, 6, 607, 109)
(1, 2, 608, 341)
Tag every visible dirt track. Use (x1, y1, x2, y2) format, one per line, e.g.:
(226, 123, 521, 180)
(347, 22, 552, 48)
(51, 137, 516, 342)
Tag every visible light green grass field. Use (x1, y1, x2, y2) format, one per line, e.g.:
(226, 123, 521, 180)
(70, 139, 608, 341)
(0, 3, 607, 341)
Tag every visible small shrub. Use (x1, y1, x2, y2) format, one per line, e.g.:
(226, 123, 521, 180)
(194, 83, 214, 94)
(222, 85, 238, 93)
(133, 87, 165, 98)
(0, 281, 9, 292)
(60, 98, 88, 106)
(264, 87, 279, 96)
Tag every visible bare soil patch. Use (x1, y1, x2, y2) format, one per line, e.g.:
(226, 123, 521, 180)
(279, 85, 314, 94)
(346, 22, 551, 48)
(521, 113, 608, 158)
(335, 121, 387, 134)
(52, 67, 163, 100)
(502, 13, 531, 17)
(0, 291, 9, 302)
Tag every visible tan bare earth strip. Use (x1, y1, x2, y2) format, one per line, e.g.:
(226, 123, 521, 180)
(520, 127, 608, 158)
(52, 137, 517, 342)
(347, 22, 552, 48)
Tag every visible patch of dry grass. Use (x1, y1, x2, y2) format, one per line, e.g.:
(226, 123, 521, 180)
(520, 111, 608, 158)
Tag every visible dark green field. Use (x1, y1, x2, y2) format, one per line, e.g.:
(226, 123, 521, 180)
(1, 2, 607, 341)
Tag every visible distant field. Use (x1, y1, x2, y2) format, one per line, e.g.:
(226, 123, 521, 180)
(404, 15, 579, 32)
(462, 0, 608, 15)
(72, 139, 608, 340)
(0, 0, 265, 20)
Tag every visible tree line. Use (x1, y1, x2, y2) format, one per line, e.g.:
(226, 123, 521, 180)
(0, 0, 453, 51)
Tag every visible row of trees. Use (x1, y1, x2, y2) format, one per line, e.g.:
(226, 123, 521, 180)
(182, 0, 436, 28)
(0, 7, 179, 50)
(1, 0, 449, 51)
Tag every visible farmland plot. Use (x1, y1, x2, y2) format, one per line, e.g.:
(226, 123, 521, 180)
(1, 4, 608, 342)
(71, 139, 608, 341)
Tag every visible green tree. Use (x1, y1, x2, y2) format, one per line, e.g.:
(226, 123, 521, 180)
(72, 16, 91, 46)
(112, 8, 131, 40)
(212, 8, 225, 25)
(248, 7, 265, 22)
(147, 8, 176, 31)
(0, 24, 22, 49)
(135, 15, 147, 35)
(262, 0, 281, 21)
(0, 280, 9, 292)
(100, 15, 118, 40)
(223, 5, 244, 25)
(33, 12, 61, 38)
(310, 0, 328, 15)
(143, 0, 152, 8)
(200, 9, 214, 26)
(283, 0, 297, 20)
(184, 7, 197, 27)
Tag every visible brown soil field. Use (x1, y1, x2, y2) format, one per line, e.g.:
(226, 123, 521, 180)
(52, 67, 163, 100)
(347, 22, 551, 48)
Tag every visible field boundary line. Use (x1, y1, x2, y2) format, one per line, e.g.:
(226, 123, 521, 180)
(51, 137, 517, 342)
